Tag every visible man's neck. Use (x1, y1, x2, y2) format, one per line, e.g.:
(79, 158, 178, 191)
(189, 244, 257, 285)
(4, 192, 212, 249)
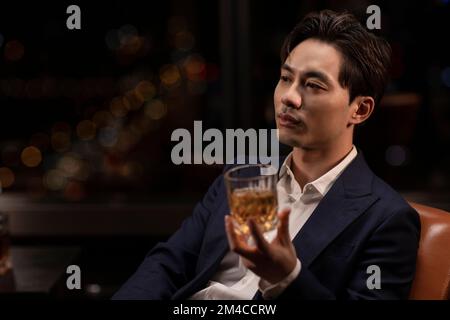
(290, 142, 354, 190)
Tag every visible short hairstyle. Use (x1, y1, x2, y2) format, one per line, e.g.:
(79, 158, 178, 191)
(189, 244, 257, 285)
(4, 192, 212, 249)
(281, 10, 392, 105)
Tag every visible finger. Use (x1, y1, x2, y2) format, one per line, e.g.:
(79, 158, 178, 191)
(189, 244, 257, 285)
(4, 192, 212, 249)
(248, 218, 270, 253)
(225, 215, 253, 256)
(277, 207, 291, 245)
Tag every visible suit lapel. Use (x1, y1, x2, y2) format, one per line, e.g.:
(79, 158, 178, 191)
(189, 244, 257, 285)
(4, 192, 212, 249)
(292, 152, 379, 267)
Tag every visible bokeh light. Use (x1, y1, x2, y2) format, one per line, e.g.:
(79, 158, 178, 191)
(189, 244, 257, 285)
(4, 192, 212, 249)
(98, 127, 118, 147)
(63, 181, 85, 201)
(0, 167, 15, 188)
(385, 145, 409, 166)
(58, 153, 82, 178)
(135, 81, 156, 101)
(124, 90, 144, 110)
(144, 99, 167, 120)
(110, 96, 129, 118)
(120, 161, 144, 178)
(120, 35, 143, 56)
(21, 146, 42, 167)
(4, 40, 25, 61)
(43, 169, 67, 191)
(159, 64, 181, 87)
(118, 25, 138, 44)
(51, 132, 71, 153)
(184, 55, 206, 81)
(76, 120, 96, 141)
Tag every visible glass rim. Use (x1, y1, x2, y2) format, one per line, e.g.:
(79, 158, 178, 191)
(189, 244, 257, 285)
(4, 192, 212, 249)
(224, 163, 278, 182)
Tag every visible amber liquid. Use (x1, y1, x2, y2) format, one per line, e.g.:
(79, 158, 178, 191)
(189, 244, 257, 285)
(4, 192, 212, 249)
(229, 188, 278, 237)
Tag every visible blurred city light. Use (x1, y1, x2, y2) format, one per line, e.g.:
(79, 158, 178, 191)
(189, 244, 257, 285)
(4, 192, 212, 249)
(98, 126, 119, 147)
(135, 80, 156, 101)
(144, 99, 167, 120)
(21, 146, 42, 167)
(385, 145, 409, 166)
(76, 120, 97, 141)
(110, 97, 129, 118)
(43, 169, 67, 191)
(63, 181, 85, 201)
(0, 167, 15, 188)
(57, 153, 83, 178)
(4, 40, 25, 61)
(51, 132, 71, 153)
(184, 54, 206, 81)
(159, 64, 181, 88)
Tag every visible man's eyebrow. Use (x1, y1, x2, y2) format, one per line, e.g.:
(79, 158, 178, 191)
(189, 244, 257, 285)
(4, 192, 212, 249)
(281, 64, 296, 73)
(281, 64, 332, 85)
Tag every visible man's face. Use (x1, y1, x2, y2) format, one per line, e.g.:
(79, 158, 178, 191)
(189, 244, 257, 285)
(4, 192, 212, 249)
(274, 38, 357, 150)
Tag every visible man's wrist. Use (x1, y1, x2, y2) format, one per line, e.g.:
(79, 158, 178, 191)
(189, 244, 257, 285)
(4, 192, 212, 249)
(258, 258, 302, 299)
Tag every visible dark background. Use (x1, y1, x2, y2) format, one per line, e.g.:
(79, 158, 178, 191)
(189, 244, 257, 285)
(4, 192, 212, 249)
(0, 0, 449, 299)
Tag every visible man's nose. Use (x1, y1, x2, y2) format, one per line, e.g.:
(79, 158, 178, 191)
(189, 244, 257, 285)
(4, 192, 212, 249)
(281, 87, 302, 109)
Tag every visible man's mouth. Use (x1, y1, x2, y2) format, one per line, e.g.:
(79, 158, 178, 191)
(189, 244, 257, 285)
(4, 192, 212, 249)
(277, 113, 303, 128)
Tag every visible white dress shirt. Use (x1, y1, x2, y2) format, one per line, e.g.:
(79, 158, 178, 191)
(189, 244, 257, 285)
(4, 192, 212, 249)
(189, 146, 358, 300)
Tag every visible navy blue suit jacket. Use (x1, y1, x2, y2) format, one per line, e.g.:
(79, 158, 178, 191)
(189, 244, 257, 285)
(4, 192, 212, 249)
(113, 152, 420, 300)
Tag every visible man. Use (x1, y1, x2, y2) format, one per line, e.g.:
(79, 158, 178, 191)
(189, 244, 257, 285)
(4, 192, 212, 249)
(113, 10, 420, 300)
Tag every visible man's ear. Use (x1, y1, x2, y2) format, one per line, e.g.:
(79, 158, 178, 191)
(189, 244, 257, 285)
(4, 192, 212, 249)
(349, 96, 375, 125)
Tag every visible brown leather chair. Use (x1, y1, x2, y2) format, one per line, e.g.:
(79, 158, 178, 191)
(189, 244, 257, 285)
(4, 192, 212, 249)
(408, 202, 450, 300)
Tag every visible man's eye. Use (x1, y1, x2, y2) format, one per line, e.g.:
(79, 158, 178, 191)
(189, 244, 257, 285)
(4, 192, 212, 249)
(280, 75, 291, 83)
(306, 82, 323, 90)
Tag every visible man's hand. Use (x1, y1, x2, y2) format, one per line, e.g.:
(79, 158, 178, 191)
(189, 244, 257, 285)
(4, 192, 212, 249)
(225, 208, 298, 284)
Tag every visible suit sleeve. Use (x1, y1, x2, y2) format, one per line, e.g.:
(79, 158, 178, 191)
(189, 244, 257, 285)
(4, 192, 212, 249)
(112, 172, 226, 300)
(277, 206, 420, 300)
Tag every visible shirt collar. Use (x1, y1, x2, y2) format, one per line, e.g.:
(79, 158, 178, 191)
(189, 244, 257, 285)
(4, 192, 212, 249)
(278, 146, 358, 202)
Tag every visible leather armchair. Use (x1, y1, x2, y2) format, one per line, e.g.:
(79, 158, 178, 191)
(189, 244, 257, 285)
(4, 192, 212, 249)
(408, 202, 450, 300)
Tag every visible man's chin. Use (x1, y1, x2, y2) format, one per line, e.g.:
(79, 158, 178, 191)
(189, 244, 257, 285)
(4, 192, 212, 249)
(278, 133, 305, 149)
